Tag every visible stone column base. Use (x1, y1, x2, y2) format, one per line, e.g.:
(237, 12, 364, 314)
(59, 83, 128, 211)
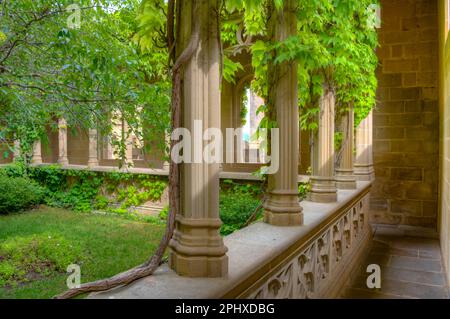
(32, 157, 43, 165)
(87, 160, 99, 168)
(309, 176, 337, 203)
(169, 253, 228, 278)
(169, 216, 228, 277)
(57, 158, 69, 166)
(335, 168, 357, 189)
(354, 164, 375, 181)
(263, 191, 303, 226)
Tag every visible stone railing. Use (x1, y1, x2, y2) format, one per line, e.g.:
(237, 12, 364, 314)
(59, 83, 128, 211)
(90, 181, 372, 299)
(243, 185, 371, 299)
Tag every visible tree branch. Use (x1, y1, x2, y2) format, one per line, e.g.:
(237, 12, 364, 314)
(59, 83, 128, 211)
(54, 0, 202, 299)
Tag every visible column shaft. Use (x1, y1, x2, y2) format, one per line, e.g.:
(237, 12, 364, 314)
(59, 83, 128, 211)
(263, 0, 303, 226)
(87, 129, 99, 167)
(120, 118, 133, 169)
(309, 85, 337, 203)
(32, 140, 43, 164)
(354, 110, 375, 181)
(57, 118, 69, 166)
(13, 139, 20, 161)
(335, 104, 357, 189)
(169, 0, 228, 277)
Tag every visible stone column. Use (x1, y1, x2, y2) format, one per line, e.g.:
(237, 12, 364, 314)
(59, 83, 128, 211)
(354, 110, 375, 181)
(32, 140, 43, 165)
(120, 118, 133, 169)
(163, 131, 170, 171)
(335, 104, 357, 189)
(87, 129, 99, 167)
(309, 85, 338, 203)
(125, 133, 133, 167)
(169, 0, 228, 277)
(263, 0, 303, 226)
(13, 138, 20, 161)
(57, 118, 69, 166)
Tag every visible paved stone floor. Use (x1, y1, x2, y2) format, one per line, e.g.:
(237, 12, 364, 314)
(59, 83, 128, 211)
(345, 225, 450, 299)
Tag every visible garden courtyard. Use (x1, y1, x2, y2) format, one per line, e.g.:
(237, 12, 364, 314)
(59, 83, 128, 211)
(0, 207, 165, 299)
(1, 0, 450, 301)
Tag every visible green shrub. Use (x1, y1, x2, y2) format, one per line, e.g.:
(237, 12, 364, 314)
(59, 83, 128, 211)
(298, 182, 311, 200)
(0, 233, 82, 287)
(0, 261, 17, 287)
(159, 206, 169, 220)
(0, 175, 44, 214)
(219, 192, 260, 236)
(221, 179, 260, 196)
(94, 195, 109, 210)
(0, 162, 27, 178)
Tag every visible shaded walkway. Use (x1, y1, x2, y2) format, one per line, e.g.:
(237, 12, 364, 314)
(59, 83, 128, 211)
(345, 225, 449, 299)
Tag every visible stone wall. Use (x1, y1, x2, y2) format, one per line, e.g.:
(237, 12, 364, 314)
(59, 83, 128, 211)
(67, 128, 89, 165)
(371, 0, 439, 228)
(0, 143, 13, 164)
(438, 0, 450, 285)
(41, 125, 59, 163)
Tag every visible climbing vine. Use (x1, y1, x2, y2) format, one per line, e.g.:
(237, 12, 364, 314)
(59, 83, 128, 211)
(220, 0, 379, 130)
(43, 0, 380, 298)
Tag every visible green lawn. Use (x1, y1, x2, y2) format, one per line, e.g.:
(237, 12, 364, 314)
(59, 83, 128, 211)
(0, 207, 165, 299)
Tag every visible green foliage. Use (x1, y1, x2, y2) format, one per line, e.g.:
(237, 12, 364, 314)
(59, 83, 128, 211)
(240, 84, 250, 126)
(298, 182, 311, 201)
(0, 0, 170, 165)
(94, 195, 110, 210)
(222, 0, 379, 131)
(221, 179, 261, 196)
(158, 206, 169, 220)
(219, 192, 261, 236)
(0, 164, 168, 214)
(0, 176, 44, 214)
(334, 131, 343, 152)
(0, 233, 82, 287)
(223, 56, 244, 84)
(0, 207, 165, 298)
(219, 179, 262, 235)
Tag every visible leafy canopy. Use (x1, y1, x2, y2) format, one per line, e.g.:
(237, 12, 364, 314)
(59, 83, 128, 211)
(0, 0, 170, 162)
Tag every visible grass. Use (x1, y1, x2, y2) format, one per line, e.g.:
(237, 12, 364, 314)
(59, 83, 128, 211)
(0, 206, 165, 299)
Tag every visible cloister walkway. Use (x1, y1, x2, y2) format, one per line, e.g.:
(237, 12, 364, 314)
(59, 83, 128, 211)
(346, 225, 450, 299)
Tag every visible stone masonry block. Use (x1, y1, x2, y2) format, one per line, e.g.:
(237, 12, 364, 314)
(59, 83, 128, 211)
(391, 140, 423, 152)
(391, 200, 423, 216)
(391, 45, 403, 58)
(376, 127, 405, 139)
(389, 113, 423, 126)
(390, 87, 421, 100)
(402, 73, 417, 87)
(405, 182, 437, 201)
(375, 101, 404, 113)
(384, 59, 419, 73)
(374, 114, 390, 126)
(391, 168, 423, 181)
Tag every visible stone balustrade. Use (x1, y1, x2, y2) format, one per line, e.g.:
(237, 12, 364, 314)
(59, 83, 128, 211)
(90, 181, 372, 299)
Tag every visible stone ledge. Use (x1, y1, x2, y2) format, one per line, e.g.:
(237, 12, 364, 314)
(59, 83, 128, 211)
(372, 223, 439, 239)
(90, 181, 372, 299)
(24, 163, 311, 182)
